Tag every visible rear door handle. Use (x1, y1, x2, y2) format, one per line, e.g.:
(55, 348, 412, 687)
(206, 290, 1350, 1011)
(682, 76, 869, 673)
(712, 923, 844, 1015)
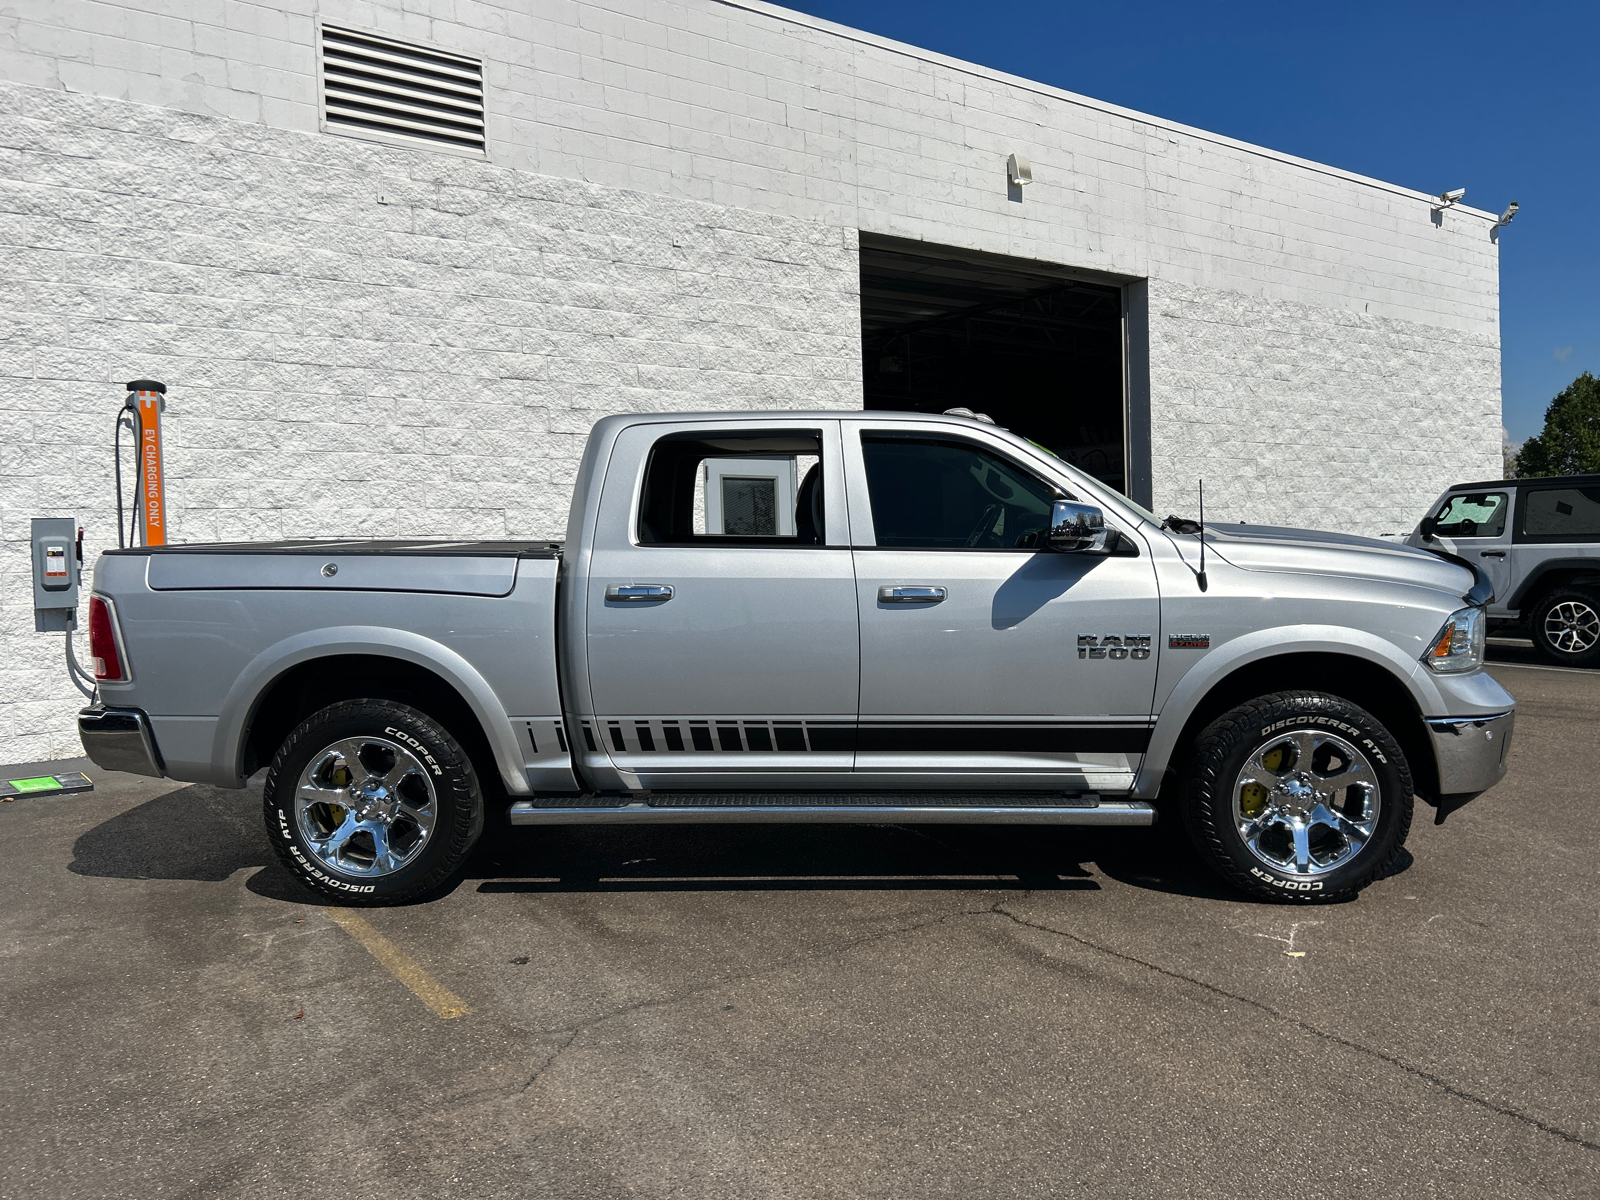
(879, 585, 946, 604)
(1480, 551, 1506, 558)
(606, 584, 674, 602)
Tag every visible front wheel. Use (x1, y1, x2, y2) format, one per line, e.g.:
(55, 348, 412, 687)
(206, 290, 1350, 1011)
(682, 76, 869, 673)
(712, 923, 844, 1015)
(1181, 691, 1413, 903)
(263, 699, 484, 905)
(1529, 586, 1600, 668)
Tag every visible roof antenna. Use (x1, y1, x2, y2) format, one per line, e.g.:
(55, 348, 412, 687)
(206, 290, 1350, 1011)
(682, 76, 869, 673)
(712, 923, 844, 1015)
(1196, 480, 1208, 592)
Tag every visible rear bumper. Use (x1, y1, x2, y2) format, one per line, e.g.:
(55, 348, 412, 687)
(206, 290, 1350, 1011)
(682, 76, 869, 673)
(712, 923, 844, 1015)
(78, 706, 166, 778)
(1427, 709, 1513, 800)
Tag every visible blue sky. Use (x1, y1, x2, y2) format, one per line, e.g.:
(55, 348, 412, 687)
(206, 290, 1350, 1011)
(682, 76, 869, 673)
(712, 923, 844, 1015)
(788, 0, 1597, 443)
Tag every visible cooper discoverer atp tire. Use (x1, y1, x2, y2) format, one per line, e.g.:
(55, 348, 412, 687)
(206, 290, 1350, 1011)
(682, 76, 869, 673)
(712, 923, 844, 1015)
(263, 699, 483, 905)
(1181, 691, 1413, 903)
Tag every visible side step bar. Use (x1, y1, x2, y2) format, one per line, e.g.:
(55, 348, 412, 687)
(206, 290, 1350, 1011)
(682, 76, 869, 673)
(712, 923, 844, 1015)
(509, 797, 1156, 826)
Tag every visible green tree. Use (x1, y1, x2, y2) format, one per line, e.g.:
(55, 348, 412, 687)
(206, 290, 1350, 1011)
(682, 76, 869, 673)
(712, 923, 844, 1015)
(1516, 371, 1600, 477)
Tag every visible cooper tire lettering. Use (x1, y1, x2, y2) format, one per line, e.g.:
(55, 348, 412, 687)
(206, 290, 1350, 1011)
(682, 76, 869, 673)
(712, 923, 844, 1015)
(263, 699, 483, 906)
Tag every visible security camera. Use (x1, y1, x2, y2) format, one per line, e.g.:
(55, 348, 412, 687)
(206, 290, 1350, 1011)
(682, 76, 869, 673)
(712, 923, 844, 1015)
(1497, 201, 1519, 226)
(1434, 187, 1467, 210)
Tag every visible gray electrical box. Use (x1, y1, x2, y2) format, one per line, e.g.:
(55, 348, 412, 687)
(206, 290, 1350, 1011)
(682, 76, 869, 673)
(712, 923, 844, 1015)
(32, 517, 80, 632)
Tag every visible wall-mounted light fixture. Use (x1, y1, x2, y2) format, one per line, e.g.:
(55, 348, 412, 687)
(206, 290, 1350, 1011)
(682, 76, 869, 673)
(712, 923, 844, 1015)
(1007, 153, 1033, 187)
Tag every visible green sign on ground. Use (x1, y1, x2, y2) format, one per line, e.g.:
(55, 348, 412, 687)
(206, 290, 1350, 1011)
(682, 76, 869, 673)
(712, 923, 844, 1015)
(0, 773, 94, 800)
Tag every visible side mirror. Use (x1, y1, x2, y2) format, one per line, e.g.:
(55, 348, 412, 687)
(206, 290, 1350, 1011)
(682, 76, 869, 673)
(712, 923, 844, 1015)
(1048, 500, 1107, 553)
(1419, 517, 1437, 542)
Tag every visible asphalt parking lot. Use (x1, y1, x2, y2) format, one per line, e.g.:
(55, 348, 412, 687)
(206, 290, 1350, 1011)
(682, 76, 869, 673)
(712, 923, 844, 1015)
(3, 658, 1596, 1200)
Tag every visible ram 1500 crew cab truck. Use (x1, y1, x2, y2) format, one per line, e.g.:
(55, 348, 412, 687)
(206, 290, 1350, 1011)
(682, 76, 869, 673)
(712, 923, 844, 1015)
(77, 411, 1515, 904)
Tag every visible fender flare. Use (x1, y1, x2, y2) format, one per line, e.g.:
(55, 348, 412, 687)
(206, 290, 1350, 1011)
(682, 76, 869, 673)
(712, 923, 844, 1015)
(212, 626, 530, 794)
(1506, 558, 1600, 611)
(1135, 624, 1442, 796)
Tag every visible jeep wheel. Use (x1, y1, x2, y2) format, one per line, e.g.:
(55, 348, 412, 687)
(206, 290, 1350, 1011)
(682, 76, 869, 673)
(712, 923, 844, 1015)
(1529, 586, 1600, 668)
(1182, 691, 1413, 903)
(263, 699, 484, 905)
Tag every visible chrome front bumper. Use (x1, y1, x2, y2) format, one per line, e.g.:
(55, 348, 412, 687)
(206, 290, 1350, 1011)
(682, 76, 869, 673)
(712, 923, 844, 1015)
(78, 706, 165, 778)
(1427, 710, 1514, 801)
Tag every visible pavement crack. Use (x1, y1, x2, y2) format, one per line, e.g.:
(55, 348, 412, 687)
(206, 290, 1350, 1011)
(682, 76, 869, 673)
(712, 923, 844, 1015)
(520, 1031, 577, 1092)
(989, 905, 1600, 1155)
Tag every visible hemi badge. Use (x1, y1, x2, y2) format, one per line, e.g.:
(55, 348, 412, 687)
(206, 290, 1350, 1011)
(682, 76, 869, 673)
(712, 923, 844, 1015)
(1169, 634, 1210, 649)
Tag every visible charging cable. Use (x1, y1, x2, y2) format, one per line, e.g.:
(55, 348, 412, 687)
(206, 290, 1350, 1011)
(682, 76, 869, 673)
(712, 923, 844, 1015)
(113, 402, 137, 550)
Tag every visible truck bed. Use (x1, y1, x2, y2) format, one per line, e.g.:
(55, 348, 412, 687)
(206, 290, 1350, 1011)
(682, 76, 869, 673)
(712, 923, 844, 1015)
(90, 538, 573, 793)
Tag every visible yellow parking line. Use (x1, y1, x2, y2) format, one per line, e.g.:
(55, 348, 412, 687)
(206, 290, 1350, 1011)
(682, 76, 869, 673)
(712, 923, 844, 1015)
(322, 907, 473, 1019)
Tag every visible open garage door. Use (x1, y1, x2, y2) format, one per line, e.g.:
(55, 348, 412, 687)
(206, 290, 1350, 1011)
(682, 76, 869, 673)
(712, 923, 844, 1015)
(860, 234, 1130, 494)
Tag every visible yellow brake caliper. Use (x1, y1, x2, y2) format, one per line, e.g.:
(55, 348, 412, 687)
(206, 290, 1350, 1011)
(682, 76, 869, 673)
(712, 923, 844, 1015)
(1241, 743, 1291, 818)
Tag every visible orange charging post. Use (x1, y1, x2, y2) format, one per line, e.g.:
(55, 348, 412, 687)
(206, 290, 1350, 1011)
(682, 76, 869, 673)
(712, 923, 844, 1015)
(127, 380, 167, 547)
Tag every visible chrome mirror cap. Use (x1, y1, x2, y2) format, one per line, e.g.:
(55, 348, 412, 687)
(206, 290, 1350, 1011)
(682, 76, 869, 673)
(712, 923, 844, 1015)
(1049, 500, 1107, 553)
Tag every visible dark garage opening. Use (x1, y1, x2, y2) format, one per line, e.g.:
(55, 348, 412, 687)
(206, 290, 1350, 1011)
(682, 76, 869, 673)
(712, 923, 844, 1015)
(860, 234, 1129, 494)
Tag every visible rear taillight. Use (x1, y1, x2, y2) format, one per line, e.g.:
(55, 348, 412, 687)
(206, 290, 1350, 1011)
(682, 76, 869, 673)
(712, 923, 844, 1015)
(88, 596, 127, 682)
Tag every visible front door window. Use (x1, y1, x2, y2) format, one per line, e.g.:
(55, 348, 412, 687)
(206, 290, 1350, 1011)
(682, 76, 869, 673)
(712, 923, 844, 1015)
(860, 436, 1058, 549)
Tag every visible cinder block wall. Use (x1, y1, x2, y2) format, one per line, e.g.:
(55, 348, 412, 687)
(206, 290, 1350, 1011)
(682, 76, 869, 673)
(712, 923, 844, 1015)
(1, 0, 1502, 761)
(0, 83, 861, 760)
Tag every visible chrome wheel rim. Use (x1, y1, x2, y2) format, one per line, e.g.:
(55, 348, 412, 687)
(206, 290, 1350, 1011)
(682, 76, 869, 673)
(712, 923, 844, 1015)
(1232, 729, 1381, 876)
(294, 736, 437, 878)
(1543, 600, 1599, 655)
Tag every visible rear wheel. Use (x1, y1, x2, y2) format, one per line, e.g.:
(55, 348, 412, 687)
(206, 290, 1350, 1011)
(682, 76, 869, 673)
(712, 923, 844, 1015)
(1182, 691, 1413, 903)
(1529, 586, 1600, 668)
(263, 699, 483, 905)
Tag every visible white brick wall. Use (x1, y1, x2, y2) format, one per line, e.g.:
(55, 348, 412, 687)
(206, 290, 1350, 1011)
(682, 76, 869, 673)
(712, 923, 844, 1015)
(0, 82, 861, 761)
(0, 0, 1502, 762)
(2, 0, 1503, 332)
(1147, 280, 1500, 533)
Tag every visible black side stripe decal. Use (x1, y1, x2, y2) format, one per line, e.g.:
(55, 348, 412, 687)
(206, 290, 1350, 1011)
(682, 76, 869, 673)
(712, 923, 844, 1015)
(582, 719, 1152, 755)
(857, 725, 1151, 753)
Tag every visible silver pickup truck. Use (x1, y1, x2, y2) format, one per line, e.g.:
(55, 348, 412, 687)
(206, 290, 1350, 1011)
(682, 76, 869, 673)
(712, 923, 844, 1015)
(77, 410, 1514, 904)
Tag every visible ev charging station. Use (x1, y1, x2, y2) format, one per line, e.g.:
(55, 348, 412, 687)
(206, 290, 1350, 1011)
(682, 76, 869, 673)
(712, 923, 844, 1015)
(117, 379, 168, 549)
(20, 379, 173, 798)
(127, 379, 167, 547)
(29, 379, 172, 706)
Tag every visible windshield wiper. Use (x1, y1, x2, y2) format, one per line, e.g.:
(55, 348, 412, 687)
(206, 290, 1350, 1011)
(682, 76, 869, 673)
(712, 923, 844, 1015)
(1161, 515, 1202, 535)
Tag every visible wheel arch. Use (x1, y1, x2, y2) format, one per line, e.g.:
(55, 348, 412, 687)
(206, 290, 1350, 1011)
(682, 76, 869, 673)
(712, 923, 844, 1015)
(1140, 640, 1439, 806)
(1507, 560, 1600, 613)
(217, 628, 530, 796)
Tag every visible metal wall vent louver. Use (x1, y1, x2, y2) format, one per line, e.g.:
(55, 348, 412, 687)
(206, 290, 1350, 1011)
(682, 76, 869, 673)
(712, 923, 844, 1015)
(321, 25, 485, 154)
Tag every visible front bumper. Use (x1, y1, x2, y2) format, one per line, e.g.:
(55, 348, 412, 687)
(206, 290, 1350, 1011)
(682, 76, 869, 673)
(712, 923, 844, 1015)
(1427, 709, 1514, 801)
(78, 706, 165, 778)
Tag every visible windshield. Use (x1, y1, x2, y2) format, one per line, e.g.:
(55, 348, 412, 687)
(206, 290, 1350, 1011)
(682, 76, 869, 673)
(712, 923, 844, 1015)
(990, 424, 1162, 529)
(1112, 492, 1163, 527)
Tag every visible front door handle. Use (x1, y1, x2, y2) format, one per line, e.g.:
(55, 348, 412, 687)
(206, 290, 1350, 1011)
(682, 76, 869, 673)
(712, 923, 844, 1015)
(606, 584, 674, 602)
(879, 585, 946, 604)
(1480, 551, 1506, 559)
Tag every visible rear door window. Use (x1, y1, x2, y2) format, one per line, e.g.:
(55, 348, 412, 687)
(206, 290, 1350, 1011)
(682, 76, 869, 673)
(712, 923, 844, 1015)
(1432, 492, 1508, 538)
(638, 431, 824, 545)
(1518, 486, 1600, 541)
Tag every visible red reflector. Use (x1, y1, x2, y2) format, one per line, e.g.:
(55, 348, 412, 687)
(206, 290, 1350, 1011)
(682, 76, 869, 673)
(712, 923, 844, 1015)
(88, 597, 125, 682)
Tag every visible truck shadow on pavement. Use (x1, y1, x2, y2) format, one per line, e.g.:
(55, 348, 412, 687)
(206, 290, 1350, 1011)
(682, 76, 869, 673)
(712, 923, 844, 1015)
(66, 784, 1324, 905)
(468, 821, 1247, 901)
